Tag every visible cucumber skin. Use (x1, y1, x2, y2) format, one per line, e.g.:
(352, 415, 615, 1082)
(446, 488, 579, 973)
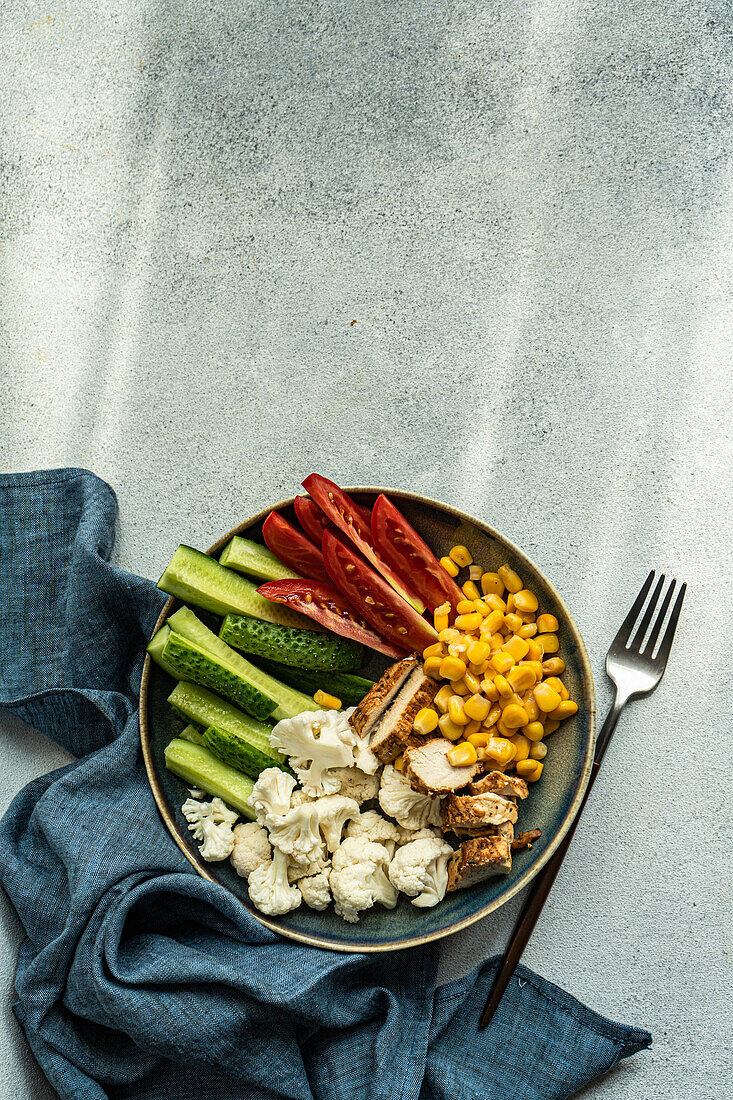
(168, 681, 281, 759)
(164, 738, 255, 818)
(255, 659, 375, 708)
(158, 545, 314, 630)
(220, 536, 299, 581)
(202, 724, 291, 780)
(146, 625, 180, 678)
(219, 613, 362, 672)
(163, 632, 278, 721)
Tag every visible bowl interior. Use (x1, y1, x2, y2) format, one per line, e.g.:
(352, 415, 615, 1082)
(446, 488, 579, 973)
(141, 490, 595, 951)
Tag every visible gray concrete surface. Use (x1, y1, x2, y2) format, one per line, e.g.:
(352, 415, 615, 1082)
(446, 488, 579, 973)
(1, 1, 731, 1097)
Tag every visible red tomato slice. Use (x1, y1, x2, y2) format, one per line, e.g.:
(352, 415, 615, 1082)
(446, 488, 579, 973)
(302, 474, 425, 613)
(294, 495, 372, 545)
(257, 580, 404, 658)
(371, 493, 464, 612)
(262, 513, 331, 585)
(322, 530, 438, 652)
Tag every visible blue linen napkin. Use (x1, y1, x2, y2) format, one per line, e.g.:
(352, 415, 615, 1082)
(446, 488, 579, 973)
(0, 467, 651, 1100)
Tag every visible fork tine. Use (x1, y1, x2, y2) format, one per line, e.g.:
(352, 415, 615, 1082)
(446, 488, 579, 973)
(643, 578, 676, 655)
(654, 582, 686, 667)
(629, 573, 666, 650)
(613, 569, 655, 648)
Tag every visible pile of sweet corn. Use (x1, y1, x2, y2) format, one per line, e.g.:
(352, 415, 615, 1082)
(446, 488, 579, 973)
(414, 545, 578, 783)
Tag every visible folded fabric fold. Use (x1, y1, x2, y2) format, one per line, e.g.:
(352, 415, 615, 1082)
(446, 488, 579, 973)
(0, 468, 650, 1100)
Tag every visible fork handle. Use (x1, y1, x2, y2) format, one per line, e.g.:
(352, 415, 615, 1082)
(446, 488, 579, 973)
(478, 693, 626, 1029)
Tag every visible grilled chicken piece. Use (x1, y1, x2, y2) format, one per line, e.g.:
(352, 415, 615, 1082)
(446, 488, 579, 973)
(369, 668, 438, 763)
(468, 771, 529, 800)
(441, 791, 519, 833)
(403, 737, 479, 796)
(511, 828, 542, 851)
(349, 655, 417, 739)
(446, 836, 512, 890)
(449, 819, 515, 840)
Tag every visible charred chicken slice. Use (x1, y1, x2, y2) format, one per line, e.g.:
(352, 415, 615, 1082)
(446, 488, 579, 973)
(403, 737, 479, 796)
(369, 668, 438, 763)
(349, 655, 417, 739)
(446, 836, 512, 890)
(441, 790, 519, 832)
(468, 771, 529, 800)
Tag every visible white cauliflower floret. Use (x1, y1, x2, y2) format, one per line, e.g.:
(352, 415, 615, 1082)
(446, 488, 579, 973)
(329, 767, 380, 805)
(290, 788, 316, 807)
(247, 848, 302, 916)
(248, 768, 297, 824)
(396, 824, 444, 846)
(287, 848, 328, 882)
(266, 803, 323, 860)
(329, 837, 397, 924)
(378, 765, 442, 830)
(388, 837, 454, 908)
(182, 796, 238, 862)
(313, 794, 360, 852)
(270, 711, 354, 795)
(230, 822, 272, 879)
(336, 714, 380, 775)
(299, 870, 332, 910)
(346, 810, 401, 856)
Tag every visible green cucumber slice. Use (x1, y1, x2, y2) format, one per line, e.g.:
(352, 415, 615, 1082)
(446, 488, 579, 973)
(202, 724, 290, 779)
(219, 536, 299, 581)
(255, 659, 375, 708)
(219, 613, 362, 671)
(146, 624, 180, 678)
(157, 545, 314, 630)
(162, 632, 277, 720)
(164, 738, 256, 818)
(165, 607, 315, 721)
(168, 682, 286, 768)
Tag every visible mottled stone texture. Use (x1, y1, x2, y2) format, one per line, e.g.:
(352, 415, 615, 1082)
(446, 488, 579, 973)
(0, 2, 731, 1097)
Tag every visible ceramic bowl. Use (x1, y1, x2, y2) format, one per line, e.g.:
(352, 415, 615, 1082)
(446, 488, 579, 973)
(140, 489, 595, 952)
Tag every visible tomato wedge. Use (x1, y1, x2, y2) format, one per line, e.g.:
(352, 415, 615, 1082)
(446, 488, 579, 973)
(294, 495, 371, 546)
(322, 530, 438, 652)
(371, 493, 464, 612)
(262, 512, 331, 585)
(302, 474, 425, 613)
(257, 579, 404, 658)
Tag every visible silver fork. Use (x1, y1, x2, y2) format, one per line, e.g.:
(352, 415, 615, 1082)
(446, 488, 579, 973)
(479, 570, 687, 1029)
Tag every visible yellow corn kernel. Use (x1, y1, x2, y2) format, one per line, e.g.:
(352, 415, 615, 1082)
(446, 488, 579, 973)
(543, 676, 569, 700)
(464, 719, 482, 737)
(523, 720, 545, 742)
(507, 665, 536, 693)
(481, 679, 500, 703)
(503, 612, 523, 634)
(463, 693, 491, 722)
(513, 589, 539, 614)
(480, 609, 505, 636)
(518, 622, 538, 639)
(438, 713, 465, 741)
(439, 556, 459, 578)
(543, 718, 560, 735)
(456, 598, 477, 614)
(534, 682, 562, 713)
(447, 742, 478, 767)
(450, 677, 470, 696)
(468, 660, 490, 677)
(423, 641, 444, 659)
(488, 633, 504, 652)
(448, 695, 469, 725)
(490, 651, 515, 675)
(434, 684, 454, 713)
(438, 627, 460, 643)
(448, 641, 468, 658)
(500, 690, 525, 709)
(495, 717, 512, 737)
(536, 632, 559, 655)
(474, 599, 490, 616)
(509, 733, 531, 762)
(494, 674, 512, 699)
(313, 689, 341, 710)
(469, 565, 484, 582)
(423, 656, 443, 679)
(413, 707, 439, 735)
(439, 655, 467, 681)
(484, 736, 515, 765)
(542, 656, 566, 676)
(549, 700, 578, 721)
(521, 660, 544, 682)
(537, 613, 559, 633)
(463, 670, 482, 694)
(498, 564, 523, 593)
(394, 754, 404, 771)
(516, 759, 543, 781)
(529, 740, 547, 760)
(467, 639, 490, 665)
(484, 593, 507, 613)
(526, 639, 544, 662)
(480, 571, 504, 596)
(522, 692, 540, 722)
(461, 580, 481, 601)
(455, 612, 482, 632)
(516, 609, 537, 625)
(502, 635, 530, 662)
(505, 592, 515, 612)
(484, 702, 502, 727)
(467, 730, 489, 748)
(449, 544, 473, 568)
(433, 602, 451, 631)
(501, 703, 528, 730)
